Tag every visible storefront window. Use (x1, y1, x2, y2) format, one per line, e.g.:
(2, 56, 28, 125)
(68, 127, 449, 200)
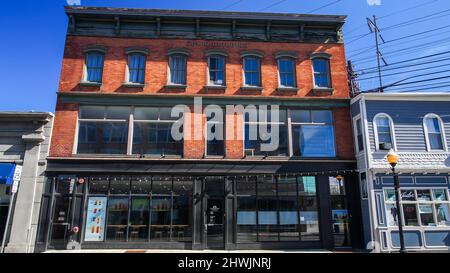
(172, 178, 193, 242)
(279, 197, 299, 241)
(129, 198, 149, 241)
(258, 197, 279, 241)
(385, 188, 450, 227)
(236, 177, 257, 242)
(106, 197, 129, 241)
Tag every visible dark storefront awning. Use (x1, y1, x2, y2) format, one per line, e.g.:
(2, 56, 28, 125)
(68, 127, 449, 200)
(46, 159, 357, 176)
(0, 163, 15, 185)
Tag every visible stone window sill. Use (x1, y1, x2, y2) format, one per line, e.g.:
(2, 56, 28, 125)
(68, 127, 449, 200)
(312, 87, 334, 95)
(165, 84, 187, 90)
(204, 85, 227, 91)
(80, 81, 102, 87)
(122, 83, 145, 88)
(241, 86, 263, 92)
(277, 86, 299, 92)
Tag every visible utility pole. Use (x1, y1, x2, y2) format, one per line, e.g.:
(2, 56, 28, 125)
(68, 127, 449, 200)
(347, 60, 360, 97)
(367, 15, 387, 92)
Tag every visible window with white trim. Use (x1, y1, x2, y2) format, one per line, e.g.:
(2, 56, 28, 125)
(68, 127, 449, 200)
(208, 55, 225, 86)
(355, 117, 364, 152)
(243, 56, 261, 87)
(424, 114, 446, 151)
(169, 54, 187, 85)
(127, 53, 146, 84)
(384, 188, 450, 227)
(312, 58, 331, 88)
(84, 51, 105, 83)
(277, 57, 296, 88)
(374, 114, 394, 151)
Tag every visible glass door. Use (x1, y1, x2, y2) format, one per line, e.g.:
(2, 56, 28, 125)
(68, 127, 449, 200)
(206, 198, 225, 249)
(49, 196, 72, 248)
(329, 177, 351, 248)
(204, 177, 225, 249)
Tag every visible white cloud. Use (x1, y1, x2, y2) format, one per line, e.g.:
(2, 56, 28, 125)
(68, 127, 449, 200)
(66, 0, 81, 5)
(367, 0, 381, 5)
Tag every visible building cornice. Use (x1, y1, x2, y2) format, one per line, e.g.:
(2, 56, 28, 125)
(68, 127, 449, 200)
(351, 92, 450, 104)
(57, 91, 351, 108)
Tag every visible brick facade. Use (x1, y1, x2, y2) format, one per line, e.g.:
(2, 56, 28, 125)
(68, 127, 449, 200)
(51, 37, 354, 159)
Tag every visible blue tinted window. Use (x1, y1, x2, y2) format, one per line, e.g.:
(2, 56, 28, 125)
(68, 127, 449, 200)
(425, 116, 444, 150)
(209, 56, 225, 86)
(244, 57, 261, 86)
(128, 54, 146, 84)
(278, 58, 295, 87)
(86, 52, 104, 83)
(169, 55, 187, 85)
(312, 58, 330, 88)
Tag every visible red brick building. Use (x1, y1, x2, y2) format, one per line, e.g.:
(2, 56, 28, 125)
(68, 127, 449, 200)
(36, 6, 363, 252)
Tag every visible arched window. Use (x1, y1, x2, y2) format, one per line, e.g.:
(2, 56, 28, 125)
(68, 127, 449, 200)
(277, 57, 296, 88)
(127, 53, 146, 84)
(312, 58, 331, 88)
(207, 55, 226, 86)
(84, 51, 105, 83)
(243, 56, 261, 87)
(373, 114, 395, 151)
(168, 49, 189, 85)
(423, 114, 447, 151)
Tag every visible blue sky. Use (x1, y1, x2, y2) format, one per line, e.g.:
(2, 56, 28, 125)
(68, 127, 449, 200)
(1, 0, 449, 112)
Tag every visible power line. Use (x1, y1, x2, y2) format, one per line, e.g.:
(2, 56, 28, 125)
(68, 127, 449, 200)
(345, 0, 439, 35)
(347, 24, 450, 57)
(258, 0, 288, 11)
(386, 81, 450, 92)
(351, 35, 450, 64)
(307, 0, 342, 14)
(358, 57, 450, 76)
(220, 0, 244, 10)
(355, 50, 450, 73)
(357, 63, 450, 81)
(367, 75, 450, 92)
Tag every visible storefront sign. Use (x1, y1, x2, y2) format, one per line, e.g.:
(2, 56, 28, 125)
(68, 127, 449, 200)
(84, 197, 107, 242)
(11, 165, 22, 193)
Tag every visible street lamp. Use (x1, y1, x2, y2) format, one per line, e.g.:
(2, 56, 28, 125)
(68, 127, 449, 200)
(387, 149, 407, 253)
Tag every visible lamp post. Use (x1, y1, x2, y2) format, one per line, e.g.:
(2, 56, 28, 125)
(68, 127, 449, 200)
(387, 149, 407, 253)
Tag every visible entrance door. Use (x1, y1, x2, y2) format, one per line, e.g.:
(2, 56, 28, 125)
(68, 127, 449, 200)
(49, 196, 72, 249)
(205, 198, 225, 249)
(329, 177, 351, 248)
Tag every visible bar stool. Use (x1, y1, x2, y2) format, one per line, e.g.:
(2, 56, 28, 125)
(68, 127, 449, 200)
(115, 230, 125, 241)
(130, 230, 139, 240)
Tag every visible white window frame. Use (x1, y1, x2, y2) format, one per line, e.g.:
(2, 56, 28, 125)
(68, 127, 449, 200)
(423, 113, 448, 152)
(82, 50, 106, 84)
(353, 114, 364, 154)
(310, 54, 332, 89)
(277, 57, 297, 88)
(373, 113, 397, 152)
(384, 187, 450, 227)
(167, 50, 189, 86)
(125, 51, 147, 84)
(206, 54, 227, 87)
(242, 56, 262, 87)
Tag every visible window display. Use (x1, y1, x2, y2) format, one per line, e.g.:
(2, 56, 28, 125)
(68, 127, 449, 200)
(84, 197, 107, 242)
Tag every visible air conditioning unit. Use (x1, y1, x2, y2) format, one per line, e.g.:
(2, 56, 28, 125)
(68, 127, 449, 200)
(379, 142, 392, 150)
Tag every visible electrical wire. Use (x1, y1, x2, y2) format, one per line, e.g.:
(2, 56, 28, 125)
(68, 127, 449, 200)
(258, 0, 289, 11)
(307, 0, 342, 14)
(220, 0, 245, 11)
(357, 63, 450, 81)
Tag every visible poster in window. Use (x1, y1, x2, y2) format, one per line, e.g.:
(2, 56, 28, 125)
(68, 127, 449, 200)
(84, 197, 107, 242)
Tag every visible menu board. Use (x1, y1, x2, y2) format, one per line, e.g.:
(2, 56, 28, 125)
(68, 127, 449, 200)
(84, 197, 107, 242)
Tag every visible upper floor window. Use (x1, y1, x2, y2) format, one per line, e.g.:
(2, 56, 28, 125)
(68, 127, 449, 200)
(206, 110, 225, 157)
(424, 114, 447, 151)
(355, 117, 364, 152)
(133, 107, 183, 156)
(84, 51, 105, 83)
(278, 58, 296, 88)
(208, 55, 226, 86)
(169, 54, 187, 85)
(77, 106, 130, 155)
(243, 56, 261, 87)
(244, 109, 288, 157)
(374, 114, 395, 151)
(291, 110, 336, 157)
(312, 58, 331, 88)
(127, 53, 146, 84)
